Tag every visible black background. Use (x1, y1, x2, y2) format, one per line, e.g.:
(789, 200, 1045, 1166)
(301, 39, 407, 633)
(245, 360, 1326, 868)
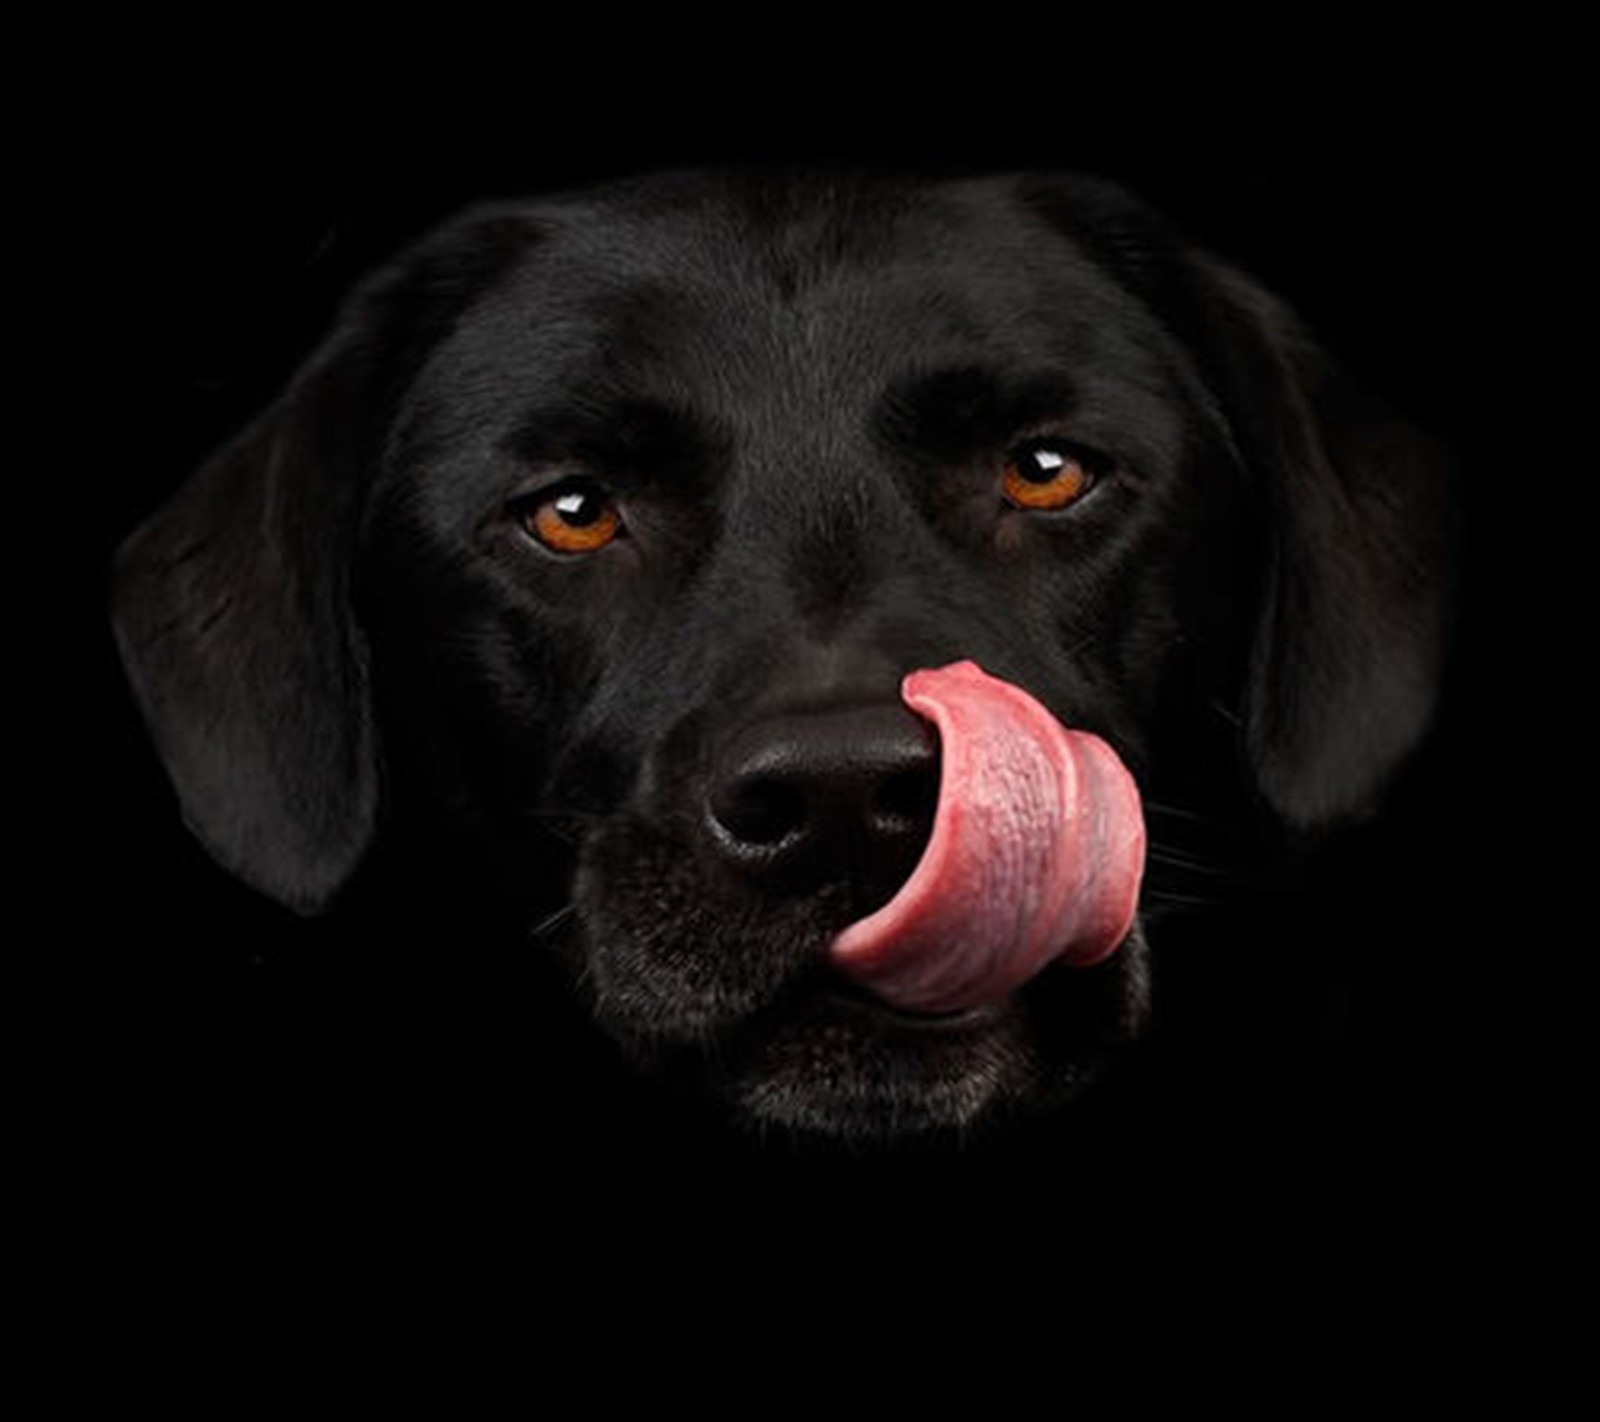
(44, 49, 1580, 1340)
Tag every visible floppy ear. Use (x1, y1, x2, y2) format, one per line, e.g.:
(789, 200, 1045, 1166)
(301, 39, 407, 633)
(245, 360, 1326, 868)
(1201, 262, 1458, 827)
(111, 337, 381, 914)
(112, 207, 541, 913)
(1019, 173, 1456, 828)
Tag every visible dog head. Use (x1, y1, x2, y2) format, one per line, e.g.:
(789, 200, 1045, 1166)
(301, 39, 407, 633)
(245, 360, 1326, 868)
(111, 171, 1454, 1142)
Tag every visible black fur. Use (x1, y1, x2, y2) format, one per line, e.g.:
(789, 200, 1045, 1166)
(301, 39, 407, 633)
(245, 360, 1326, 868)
(111, 169, 1455, 1150)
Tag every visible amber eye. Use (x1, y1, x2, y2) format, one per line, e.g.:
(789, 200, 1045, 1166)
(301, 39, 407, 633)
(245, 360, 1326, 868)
(517, 480, 623, 554)
(1001, 441, 1098, 511)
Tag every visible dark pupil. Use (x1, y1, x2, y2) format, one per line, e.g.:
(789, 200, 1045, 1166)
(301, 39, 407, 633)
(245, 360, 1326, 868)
(1019, 445, 1068, 482)
(553, 487, 604, 526)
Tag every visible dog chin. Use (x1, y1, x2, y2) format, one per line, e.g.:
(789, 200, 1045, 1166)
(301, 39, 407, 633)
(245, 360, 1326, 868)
(606, 931, 1154, 1145)
(723, 991, 1053, 1141)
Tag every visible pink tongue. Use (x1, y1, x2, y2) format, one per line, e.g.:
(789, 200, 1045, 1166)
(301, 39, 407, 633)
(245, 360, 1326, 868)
(829, 661, 1146, 1015)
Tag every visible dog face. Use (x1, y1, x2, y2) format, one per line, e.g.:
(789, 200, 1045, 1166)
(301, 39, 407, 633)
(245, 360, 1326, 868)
(111, 171, 1453, 1143)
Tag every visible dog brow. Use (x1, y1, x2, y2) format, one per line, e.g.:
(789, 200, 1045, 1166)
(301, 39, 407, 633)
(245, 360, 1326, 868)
(874, 363, 1080, 461)
(502, 393, 727, 492)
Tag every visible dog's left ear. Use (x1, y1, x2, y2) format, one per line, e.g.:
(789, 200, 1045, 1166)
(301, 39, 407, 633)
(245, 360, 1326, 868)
(1199, 259, 1458, 827)
(1022, 175, 1456, 828)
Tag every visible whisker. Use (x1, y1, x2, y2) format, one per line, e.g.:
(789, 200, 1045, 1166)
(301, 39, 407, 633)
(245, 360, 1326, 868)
(1140, 887, 1223, 910)
(516, 807, 608, 826)
(1142, 798, 1224, 828)
(1063, 629, 1103, 661)
(1208, 699, 1245, 730)
(511, 807, 607, 851)
(1145, 846, 1229, 878)
(531, 903, 578, 940)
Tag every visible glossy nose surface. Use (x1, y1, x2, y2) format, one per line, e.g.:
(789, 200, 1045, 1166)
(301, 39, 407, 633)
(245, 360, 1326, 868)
(705, 703, 939, 912)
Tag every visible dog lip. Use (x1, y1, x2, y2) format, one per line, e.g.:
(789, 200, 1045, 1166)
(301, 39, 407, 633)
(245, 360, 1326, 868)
(819, 979, 1010, 1033)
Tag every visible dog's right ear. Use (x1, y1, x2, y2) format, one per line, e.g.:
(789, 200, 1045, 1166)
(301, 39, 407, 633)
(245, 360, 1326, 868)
(111, 209, 538, 914)
(111, 326, 383, 915)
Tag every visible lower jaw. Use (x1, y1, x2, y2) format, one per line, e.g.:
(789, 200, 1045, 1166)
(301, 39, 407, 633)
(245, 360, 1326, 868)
(710, 987, 1048, 1141)
(594, 927, 1153, 1143)
(721, 940, 1156, 1143)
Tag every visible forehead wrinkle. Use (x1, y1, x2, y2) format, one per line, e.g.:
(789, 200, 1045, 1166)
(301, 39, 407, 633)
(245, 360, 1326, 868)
(396, 182, 1204, 520)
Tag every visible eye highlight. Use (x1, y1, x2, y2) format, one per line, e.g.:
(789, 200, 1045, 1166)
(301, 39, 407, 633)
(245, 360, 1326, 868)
(514, 479, 623, 554)
(1001, 440, 1100, 512)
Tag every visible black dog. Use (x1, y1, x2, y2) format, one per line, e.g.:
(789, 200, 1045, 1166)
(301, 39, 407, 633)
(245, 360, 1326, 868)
(110, 169, 1454, 1150)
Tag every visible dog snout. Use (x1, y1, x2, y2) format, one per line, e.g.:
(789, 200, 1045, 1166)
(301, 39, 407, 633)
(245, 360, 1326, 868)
(704, 702, 939, 913)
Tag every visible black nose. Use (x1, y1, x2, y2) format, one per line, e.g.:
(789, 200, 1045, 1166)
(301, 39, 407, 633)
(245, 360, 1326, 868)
(705, 703, 940, 912)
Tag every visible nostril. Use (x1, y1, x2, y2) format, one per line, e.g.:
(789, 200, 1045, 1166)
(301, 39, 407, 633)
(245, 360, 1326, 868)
(872, 763, 939, 833)
(703, 701, 940, 896)
(710, 775, 808, 849)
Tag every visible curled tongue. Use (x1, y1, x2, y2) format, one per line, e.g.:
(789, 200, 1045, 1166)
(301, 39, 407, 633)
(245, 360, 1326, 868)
(829, 661, 1146, 1015)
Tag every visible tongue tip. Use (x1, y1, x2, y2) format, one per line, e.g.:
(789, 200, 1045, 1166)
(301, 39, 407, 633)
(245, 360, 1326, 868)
(903, 659, 1006, 707)
(828, 660, 1147, 1015)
